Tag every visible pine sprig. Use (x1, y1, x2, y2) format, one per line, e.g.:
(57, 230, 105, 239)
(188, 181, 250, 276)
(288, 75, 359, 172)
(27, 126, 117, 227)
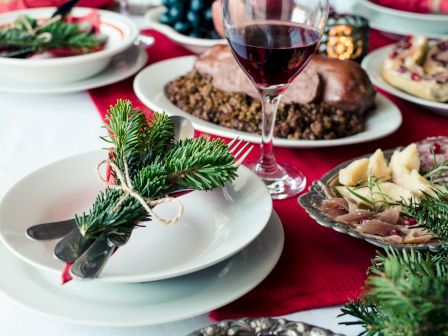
(340, 248, 448, 336)
(165, 138, 237, 190)
(75, 100, 238, 239)
(0, 15, 100, 54)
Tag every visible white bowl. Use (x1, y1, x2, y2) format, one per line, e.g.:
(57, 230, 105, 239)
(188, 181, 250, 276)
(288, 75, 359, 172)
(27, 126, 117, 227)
(145, 6, 226, 54)
(0, 7, 139, 85)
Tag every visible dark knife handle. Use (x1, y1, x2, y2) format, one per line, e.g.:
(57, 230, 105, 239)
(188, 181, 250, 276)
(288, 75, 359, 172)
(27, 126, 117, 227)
(70, 238, 115, 279)
(54, 228, 93, 263)
(26, 218, 76, 240)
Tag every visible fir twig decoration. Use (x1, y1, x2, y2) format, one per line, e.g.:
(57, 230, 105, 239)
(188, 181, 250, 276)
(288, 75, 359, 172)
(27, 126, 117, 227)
(76, 100, 238, 239)
(0, 15, 100, 54)
(339, 247, 448, 336)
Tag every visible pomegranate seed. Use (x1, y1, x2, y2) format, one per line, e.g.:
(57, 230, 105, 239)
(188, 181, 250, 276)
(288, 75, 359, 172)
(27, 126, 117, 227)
(398, 66, 407, 73)
(391, 51, 398, 59)
(404, 35, 412, 41)
(411, 73, 422, 81)
(433, 142, 442, 154)
(404, 217, 417, 225)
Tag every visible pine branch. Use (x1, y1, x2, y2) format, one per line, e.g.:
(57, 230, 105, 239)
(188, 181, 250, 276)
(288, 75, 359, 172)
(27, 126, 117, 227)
(165, 138, 237, 190)
(0, 15, 100, 53)
(75, 100, 238, 239)
(340, 247, 448, 336)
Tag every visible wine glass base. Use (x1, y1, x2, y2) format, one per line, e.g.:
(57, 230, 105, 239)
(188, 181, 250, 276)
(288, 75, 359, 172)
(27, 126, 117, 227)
(249, 162, 307, 200)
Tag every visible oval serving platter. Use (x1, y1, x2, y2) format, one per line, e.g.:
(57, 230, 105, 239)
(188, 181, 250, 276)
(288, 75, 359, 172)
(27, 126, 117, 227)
(298, 148, 443, 252)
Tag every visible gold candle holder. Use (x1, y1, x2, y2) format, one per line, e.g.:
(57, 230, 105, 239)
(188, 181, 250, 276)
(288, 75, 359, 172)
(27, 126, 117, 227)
(320, 14, 369, 62)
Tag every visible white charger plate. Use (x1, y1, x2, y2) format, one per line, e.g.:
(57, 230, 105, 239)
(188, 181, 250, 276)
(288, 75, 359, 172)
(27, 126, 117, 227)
(0, 211, 284, 327)
(133, 56, 403, 149)
(353, 1, 448, 38)
(0, 45, 147, 94)
(362, 45, 448, 115)
(0, 150, 272, 283)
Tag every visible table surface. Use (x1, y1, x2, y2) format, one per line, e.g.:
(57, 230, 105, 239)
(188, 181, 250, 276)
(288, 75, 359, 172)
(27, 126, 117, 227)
(0, 6, 363, 335)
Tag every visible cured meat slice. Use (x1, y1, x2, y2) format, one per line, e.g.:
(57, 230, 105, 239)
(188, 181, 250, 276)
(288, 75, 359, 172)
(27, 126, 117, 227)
(375, 207, 401, 224)
(356, 219, 400, 237)
(336, 210, 375, 227)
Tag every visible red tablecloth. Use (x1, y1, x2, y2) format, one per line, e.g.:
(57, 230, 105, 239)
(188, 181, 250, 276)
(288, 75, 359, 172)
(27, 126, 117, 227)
(89, 29, 448, 320)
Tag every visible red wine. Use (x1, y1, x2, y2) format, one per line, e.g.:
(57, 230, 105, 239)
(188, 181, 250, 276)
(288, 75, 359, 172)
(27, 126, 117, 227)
(227, 22, 320, 90)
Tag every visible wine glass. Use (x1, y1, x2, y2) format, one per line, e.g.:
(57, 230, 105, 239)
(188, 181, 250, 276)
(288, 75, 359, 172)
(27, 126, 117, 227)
(222, 0, 329, 199)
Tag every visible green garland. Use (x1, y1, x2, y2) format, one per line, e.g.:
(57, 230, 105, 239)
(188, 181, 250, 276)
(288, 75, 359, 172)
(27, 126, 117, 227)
(75, 99, 238, 239)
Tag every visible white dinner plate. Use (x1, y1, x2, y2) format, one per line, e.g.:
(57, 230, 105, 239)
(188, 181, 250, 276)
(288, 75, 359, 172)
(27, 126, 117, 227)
(0, 211, 283, 327)
(362, 45, 448, 115)
(133, 56, 402, 149)
(0, 45, 147, 94)
(353, 1, 448, 38)
(0, 150, 272, 283)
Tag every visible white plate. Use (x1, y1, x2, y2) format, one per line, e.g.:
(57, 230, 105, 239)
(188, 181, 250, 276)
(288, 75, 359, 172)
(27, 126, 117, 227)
(145, 6, 226, 54)
(0, 7, 139, 85)
(133, 56, 403, 149)
(0, 211, 283, 327)
(362, 45, 448, 115)
(0, 45, 147, 94)
(0, 150, 272, 283)
(354, 1, 448, 38)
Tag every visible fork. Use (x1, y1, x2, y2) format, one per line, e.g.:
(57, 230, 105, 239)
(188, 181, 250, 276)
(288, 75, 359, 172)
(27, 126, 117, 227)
(27, 137, 254, 243)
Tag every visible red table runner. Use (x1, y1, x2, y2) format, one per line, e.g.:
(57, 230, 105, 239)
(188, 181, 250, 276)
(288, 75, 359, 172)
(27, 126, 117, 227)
(89, 29, 448, 320)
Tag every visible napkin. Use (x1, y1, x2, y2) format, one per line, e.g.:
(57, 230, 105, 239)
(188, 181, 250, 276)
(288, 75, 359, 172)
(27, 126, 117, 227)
(372, 0, 448, 14)
(89, 29, 448, 320)
(0, 0, 115, 14)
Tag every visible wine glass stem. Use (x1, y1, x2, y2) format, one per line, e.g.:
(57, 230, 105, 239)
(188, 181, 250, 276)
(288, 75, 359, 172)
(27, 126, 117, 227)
(258, 89, 282, 175)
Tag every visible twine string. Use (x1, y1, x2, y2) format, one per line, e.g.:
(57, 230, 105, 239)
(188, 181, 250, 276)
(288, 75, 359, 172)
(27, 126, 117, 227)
(96, 158, 184, 225)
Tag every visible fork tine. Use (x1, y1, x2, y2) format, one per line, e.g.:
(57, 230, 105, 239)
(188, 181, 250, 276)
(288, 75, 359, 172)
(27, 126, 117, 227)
(234, 144, 254, 167)
(233, 141, 250, 159)
(227, 137, 238, 148)
(229, 139, 244, 154)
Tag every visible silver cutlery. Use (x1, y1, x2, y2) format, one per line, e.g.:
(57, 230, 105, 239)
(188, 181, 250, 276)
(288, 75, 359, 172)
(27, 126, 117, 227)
(68, 136, 253, 279)
(70, 230, 132, 279)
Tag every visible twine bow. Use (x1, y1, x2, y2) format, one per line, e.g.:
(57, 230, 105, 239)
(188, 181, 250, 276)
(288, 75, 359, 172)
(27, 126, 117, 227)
(96, 158, 184, 225)
(14, 15, 61, 44)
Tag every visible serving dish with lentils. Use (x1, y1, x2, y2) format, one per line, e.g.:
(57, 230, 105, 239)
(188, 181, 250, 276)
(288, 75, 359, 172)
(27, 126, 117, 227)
(165, 70, 367, 141)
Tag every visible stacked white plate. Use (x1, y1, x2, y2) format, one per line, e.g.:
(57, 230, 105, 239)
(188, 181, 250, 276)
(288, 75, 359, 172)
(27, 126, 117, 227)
(0, 7, 147, 94)
(353, 0, 448, 38)
(0, 150, 284, 326)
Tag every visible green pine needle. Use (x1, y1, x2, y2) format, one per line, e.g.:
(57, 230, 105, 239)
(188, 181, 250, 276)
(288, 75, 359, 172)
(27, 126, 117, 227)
(75, 100, 238, 238)
(340, 247, 448, 336)
(400, 187, 448, 241)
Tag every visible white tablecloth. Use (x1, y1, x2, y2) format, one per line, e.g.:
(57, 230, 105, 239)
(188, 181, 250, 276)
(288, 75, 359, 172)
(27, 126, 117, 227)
(0, 5, 363, 335)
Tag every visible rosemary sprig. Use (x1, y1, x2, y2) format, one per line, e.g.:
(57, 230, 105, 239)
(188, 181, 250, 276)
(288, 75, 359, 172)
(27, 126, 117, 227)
(344, 173, 395, 211)
(339, 247, 448, 336)
(75, 100, 238, 239)
(0, 15, 100, 54)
